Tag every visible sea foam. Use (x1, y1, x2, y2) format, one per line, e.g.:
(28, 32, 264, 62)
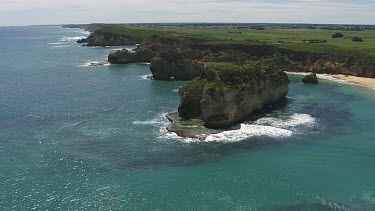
(59, 36, 86, 42)
(138, 74, 153, 80)
(204, 125, 293, 143)
(79, 60, 110, 67)
(139, 112, 318, 143)
(286, 72, 354, 85)
(201, 113, 317, 143)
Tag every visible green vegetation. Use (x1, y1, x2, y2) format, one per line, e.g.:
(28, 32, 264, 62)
(181, 62, 287, 96)
(352, 37, 364, 42)
(179, 118, 205, 126)
(302, 73, 319, 84)
(92, 24, 375, 56)
(332, 33, 344, 38)
(84, 23, 375, 77)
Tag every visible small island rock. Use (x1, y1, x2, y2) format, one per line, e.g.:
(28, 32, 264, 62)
(302, 73, 319, 84)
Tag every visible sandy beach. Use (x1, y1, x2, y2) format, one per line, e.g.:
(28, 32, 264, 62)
(286, 72, 375, 89)
(331, 74, 375, 89)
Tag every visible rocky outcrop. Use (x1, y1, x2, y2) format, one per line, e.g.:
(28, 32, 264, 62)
(150, 50, 205, 80)
(166, 113, 221, 139)
(78, 32, 142, 46)
(302, 73, 319, 84)
(201, 79, 289, 128)
(178, 63, 290, 128)
(63, 24, 102, 33)
(178, 78, 207, 118)
(108, 48, 156, 64)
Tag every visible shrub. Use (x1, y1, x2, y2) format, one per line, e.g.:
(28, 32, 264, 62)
(352, 37, 364, 42)
(332, 33, 344, 38)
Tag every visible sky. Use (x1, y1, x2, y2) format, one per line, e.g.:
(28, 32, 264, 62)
(0, 0, 374, 26)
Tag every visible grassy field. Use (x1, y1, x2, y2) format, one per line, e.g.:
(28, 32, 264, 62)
(98, 24, 375, 56)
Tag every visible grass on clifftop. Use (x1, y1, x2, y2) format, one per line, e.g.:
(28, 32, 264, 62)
(182, 62, 287, 96)
(94, 24, 375, 56)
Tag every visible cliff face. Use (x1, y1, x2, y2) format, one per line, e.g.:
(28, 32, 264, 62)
(200, 78, 289, 128)
(79, 27, 375, 78)
(150, 50, 205, 80)
(79, 33, 142, 46)
(303, 73, 319, 84)
(108, 48, 156, 64)
(178, 64, 290, 128)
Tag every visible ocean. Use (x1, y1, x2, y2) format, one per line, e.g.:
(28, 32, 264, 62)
(0, 26, 374, 210)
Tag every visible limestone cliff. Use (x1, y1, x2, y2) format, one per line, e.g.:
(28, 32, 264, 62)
(178, 63, 290, 128)
(303, 73, 319, 84)
(150, 50, 205, 80)
(78, 32, 142, 46)
(108, 48, 156, 64)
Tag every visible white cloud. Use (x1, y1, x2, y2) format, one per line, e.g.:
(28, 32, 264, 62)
(0, 0, 374, 25)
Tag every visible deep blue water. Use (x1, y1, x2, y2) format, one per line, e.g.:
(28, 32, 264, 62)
(0, 26, 375, 210)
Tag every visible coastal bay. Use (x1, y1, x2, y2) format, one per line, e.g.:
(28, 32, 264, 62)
(0, 25, 375, 210)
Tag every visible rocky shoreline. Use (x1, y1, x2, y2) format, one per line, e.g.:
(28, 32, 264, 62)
(69, 24, 374, 137)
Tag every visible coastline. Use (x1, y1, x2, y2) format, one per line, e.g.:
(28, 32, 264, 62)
(286, 72, 375, 89)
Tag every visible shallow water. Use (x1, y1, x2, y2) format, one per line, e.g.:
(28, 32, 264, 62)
(0, 26, 375, 210)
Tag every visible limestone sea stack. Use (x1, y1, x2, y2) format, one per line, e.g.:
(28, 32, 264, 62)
(178, 63, 290, 128)
(302, 73, 319, 84)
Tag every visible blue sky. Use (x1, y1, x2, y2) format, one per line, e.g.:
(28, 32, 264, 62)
(0, 0, 374, 26)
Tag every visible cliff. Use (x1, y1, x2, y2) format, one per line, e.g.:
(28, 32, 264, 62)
(108, 48, 156, 64)
(150, 50, 205, 80)
(76, 24, 374, 78)
(78, 32, 142, 46)
(178, 63, 290, 128)
(303, 73, 319, 84)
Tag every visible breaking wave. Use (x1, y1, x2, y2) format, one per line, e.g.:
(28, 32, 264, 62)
(139, 74, 152, 80)
(134, 112, 318, 143)
(79, 60, 110, 67)
(286, 72, 354, 85)
(205, 125, 293, 143)
(47, 42, 64, 45)
(59, 36, 86, 42)
(201, 113, 317, 143)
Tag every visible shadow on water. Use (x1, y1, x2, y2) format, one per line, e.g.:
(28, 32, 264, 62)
(60, 94, 357, 170)
(37, 75, 360, 171)
(258, 202, 354, 211)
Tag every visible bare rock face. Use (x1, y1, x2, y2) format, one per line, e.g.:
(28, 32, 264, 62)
(178, 64, 290, 128)
(200, 78, 289, 128)
(150, 50, 204, 80)
(178, 78, 207, 119)
(108, 48, 156, 64)
(302, 73, 319, 84)
(79, 33, 141, 46)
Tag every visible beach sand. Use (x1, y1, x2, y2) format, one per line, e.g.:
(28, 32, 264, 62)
(286, 72, 375, 89)
(331, 74, 375, 89)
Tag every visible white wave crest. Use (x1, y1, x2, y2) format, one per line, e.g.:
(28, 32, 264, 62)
(316, 74, 354, 85)
(133, 112, 317, 143)
(59, 36, 86, 42)
(81, 31, 91, 35)
(139, 74, 152, 80)
(79, 61, 110, 67)
(256, 113, 316, 130)
(133, 119, 165, 126)
(204, 125, 293, 143)
(286, 72, 354, 85)
(47, 42, 64, 45)
(201, 113, 316, 143)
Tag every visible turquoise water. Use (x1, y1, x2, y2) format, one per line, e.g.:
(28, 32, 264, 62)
(0, 26, 375, 210)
